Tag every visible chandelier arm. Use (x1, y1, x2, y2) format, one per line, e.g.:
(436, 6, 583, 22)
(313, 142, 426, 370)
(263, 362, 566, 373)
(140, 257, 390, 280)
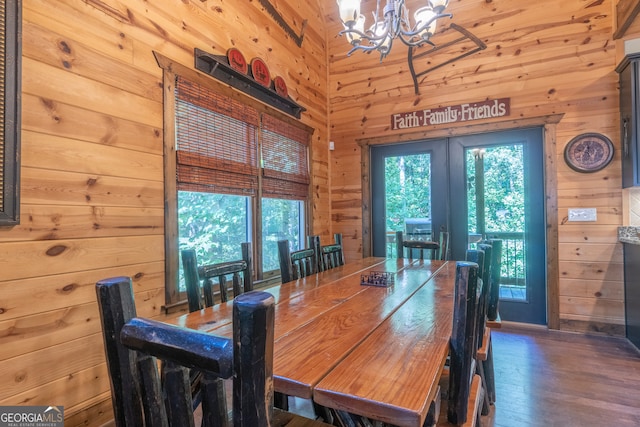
(400, 13, 452, 38)
(346, 43, 385, 56)
(339, 27, 391, 43)
(397, 35, 436, 48)
(395, 14, 451, 47)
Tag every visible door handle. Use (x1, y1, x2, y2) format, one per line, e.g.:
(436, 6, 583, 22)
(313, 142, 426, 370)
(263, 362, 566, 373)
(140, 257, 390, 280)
(624, 118, 629, 158)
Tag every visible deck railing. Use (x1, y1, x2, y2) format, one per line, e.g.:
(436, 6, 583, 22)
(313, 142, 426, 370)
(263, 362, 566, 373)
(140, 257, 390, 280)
(483, 231, 526, 295)
(386, 230, 526, 292)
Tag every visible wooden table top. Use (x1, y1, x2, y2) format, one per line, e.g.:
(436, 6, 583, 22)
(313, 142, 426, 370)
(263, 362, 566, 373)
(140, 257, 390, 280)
(171, 257, 455, 427)
(313, 261, 456, 427)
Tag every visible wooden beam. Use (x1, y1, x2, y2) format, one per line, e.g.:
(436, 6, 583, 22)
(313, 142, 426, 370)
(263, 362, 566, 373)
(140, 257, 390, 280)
(614, 0, 640, 39)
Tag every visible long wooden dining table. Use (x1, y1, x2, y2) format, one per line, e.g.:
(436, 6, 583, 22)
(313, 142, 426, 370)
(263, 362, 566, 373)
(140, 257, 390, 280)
(171, 257, 457, 427)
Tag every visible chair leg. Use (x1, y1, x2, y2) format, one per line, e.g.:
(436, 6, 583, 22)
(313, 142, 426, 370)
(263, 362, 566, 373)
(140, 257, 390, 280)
(274, 392, 289, 411)
(476, 361, 491, 416)
(313, 401, 335, 424)
(484, 339, 496, 404)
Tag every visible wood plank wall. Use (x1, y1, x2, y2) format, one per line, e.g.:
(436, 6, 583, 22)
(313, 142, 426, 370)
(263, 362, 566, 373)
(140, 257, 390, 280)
(2, 0, 639, 423)
(326, 0, 632, 336)
(0, 0, 328, 424)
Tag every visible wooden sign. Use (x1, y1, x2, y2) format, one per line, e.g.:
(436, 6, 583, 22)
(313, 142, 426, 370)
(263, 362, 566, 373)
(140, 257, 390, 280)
(391, 98, 511, 130)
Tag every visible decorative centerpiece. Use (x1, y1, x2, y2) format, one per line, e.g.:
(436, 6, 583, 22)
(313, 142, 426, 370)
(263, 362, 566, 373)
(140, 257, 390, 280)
(361, 271, 395, 287)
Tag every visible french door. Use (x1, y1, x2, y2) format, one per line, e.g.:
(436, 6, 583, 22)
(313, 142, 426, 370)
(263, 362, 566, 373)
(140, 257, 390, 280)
(370, 128, 546, 325)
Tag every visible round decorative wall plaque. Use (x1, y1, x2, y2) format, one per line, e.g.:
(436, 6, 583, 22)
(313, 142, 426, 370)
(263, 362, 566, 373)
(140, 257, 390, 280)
(227, 48, 248, 74)
(564, 133, 614, 173)
(250, 58, 271, 88)
(273, 76, 288, 97)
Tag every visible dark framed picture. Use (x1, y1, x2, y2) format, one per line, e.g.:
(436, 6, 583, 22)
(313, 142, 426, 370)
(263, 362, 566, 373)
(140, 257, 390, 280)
(564, 133, 614, 173)
(1, 0, 21, 225)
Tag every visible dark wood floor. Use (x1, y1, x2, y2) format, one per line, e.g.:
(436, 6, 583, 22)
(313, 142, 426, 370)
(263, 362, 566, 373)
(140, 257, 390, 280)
(482, 324, 640, 427)
(292, 324, 640, 427)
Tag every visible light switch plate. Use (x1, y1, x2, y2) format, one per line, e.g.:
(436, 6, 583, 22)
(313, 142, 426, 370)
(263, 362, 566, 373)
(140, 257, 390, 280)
(568, 208, 597, 222)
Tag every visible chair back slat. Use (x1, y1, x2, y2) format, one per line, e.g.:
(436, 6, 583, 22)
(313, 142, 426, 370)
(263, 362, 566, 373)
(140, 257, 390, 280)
(482, 239, 503, 321)
(200, 373, 230, 427)
(473, 244, 493, 351)
(438, 231, 450, 261)
(448, 261, 481, 425)
(319, 233, 344, 271)
(97, 276, 275, 427)
(182, 242, 252, 310)
(161, 361, 194, 427)
(182, 250, 203, 313)
(278, 239, 319, 283)
(396, 230, 440, 260)
(136, 354, 168, 427)
(292, 248, 317, 277)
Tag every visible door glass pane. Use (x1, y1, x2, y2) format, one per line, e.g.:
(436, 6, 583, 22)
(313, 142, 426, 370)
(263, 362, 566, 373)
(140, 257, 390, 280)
(466, 145, 527, 301)
(384, 154, 432, 257)
(178, 191, 251, 291)
(262, 197, 304, 273)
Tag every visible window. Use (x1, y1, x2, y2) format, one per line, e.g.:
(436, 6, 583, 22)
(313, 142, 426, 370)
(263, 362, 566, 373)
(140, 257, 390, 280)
(177, 192, 251, 290)
(262, 197, 304, 273)
(171, 76, 311, 298)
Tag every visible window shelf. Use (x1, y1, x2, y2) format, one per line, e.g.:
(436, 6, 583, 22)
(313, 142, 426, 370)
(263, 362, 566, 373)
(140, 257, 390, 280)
(194, 48, 305, 119)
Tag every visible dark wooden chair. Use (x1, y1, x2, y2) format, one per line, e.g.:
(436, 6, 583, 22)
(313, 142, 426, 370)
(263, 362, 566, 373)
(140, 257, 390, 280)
(431, 261, 484, 427)
(396, 230, 449, 260)
(318, 233, 344, 271)
(96, 276, 331, 427)
(466, 246, 494, 415)
(275, 238, 319, 411)
(181, 242, 253, 311)
(467, 246, 491, 346)
(180, 244, 253, 414)
(476, 240, 503, 408)
(277, 238, 319, 284)
(277, 236, 337, 421)
(482, 239, 503, 323)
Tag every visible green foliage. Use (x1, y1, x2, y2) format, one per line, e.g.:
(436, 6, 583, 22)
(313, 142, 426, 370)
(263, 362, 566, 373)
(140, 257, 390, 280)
(262, 198, 302, 272)
(177, 191, 303, 290)
(384, 153, 432, 233)
(466, 145, 526, 282)
(178, 191, 249, 265)
(383, 145, 527, 285)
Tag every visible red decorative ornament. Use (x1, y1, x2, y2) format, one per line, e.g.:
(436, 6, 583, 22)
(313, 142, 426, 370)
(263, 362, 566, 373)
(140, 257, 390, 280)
(250, 58, 271, 88)
(273, 76, 288, 97)
(226, 48, 248, 75)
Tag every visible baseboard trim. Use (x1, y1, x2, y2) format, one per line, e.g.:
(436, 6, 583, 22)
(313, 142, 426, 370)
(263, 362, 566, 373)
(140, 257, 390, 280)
(558, 318, 625, 337)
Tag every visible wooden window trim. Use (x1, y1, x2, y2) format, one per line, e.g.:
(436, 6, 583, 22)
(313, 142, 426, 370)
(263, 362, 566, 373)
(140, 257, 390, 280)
(154, 52, 313, 305)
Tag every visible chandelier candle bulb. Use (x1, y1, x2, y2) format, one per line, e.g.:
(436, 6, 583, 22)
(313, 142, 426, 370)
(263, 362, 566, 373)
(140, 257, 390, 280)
(414, 7, 437, 40)
(346, 15, 366, 44)
(337, 0, 361, 27)
(430, 0, 449, 14)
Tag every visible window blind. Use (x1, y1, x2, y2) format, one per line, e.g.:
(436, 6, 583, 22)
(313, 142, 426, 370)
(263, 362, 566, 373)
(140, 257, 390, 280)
(261, 114, 310, 200)
(175, 77, 311, 200)
(175, 77, 259, 195)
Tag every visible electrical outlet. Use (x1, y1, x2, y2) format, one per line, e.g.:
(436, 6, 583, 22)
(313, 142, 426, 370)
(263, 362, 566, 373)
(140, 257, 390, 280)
(568, 208, 597, 222)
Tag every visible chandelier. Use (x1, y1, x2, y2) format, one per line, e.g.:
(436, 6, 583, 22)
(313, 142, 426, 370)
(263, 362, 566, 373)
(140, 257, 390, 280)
(336, 0, 453, 61)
